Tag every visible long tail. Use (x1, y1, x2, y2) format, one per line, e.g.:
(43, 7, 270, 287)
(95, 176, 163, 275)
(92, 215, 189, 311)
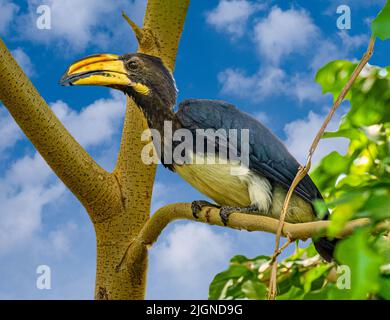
(312, 204, 338, 262)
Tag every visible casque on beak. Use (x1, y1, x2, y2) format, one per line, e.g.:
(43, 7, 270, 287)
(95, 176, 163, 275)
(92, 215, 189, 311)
(60, 54, 131, 88)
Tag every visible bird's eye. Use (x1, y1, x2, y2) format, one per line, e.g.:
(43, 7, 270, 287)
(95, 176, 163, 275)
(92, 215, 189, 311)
(127, 60, 138, 69)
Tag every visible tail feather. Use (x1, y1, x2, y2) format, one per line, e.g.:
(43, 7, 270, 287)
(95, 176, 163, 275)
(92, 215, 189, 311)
(311, 195, 337, 261)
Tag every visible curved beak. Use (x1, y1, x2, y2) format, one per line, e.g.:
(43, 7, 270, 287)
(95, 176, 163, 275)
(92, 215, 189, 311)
(60, 54, 131, 88)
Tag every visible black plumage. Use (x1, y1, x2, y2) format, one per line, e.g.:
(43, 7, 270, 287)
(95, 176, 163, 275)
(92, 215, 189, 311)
(177, 99, 324, 204)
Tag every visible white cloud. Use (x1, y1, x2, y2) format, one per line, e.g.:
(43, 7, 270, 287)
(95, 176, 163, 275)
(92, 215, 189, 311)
(219, 66, 285, 99)
(217, 6, 322, 102)
(311, 32, 368, 70)
(206, 0, 264, 38)
(284, 111, 349, 165)
(48, 222, 78, 255)
(338, 31, 368, 50)
(17, 0, 146, 52)
(0, 90, 125, 254)
(290, 74, 323, 103)
(11, 48, 35, 77)
(325, 0, 385, 14)
(1, 89, 124, 154)
(217, 7, 367, 103)
(309, 39, 340, 72)
(253, 111, 270, 124)
(218, 68, 258, 98)
(151, 181, 175, 214)
(219, 65, 323, 102)
(149, 223, 233, 299)
(51, 90, 125, 148)
(5, 153, 53, 188)
(0, 152, 65, 253)
(0, 0, 18, 34)
(253, 6, 319, 65)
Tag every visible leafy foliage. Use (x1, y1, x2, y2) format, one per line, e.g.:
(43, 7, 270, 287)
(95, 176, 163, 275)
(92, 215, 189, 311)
(209, 256, 269, 300)
(209, 3, 390, 300)
(313, 60, 390, 236)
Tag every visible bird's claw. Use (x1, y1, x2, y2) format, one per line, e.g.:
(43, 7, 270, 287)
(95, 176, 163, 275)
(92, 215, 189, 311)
(219, 205, 259, 226)
(219, 206, 235, 226)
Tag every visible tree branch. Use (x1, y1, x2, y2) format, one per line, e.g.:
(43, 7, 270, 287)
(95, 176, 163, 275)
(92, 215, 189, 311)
(117, 203, 371, 271)
(268, 36, 376, 299)
(0, 39, 120, 220)
(141, 0, 190, 71)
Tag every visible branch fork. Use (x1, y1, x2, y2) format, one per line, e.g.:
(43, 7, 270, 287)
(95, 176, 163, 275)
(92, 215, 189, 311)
(1, 0, 190, 300)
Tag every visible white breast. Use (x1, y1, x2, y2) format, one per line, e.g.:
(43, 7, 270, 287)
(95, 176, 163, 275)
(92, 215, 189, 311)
(174, 153, 272, 212)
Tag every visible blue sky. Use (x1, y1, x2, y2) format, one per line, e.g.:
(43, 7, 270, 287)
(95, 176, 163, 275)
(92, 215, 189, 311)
(0, 0, 389, 299)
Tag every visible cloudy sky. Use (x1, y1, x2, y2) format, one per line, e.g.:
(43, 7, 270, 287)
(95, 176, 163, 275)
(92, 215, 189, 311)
(0, 0, 388, 299)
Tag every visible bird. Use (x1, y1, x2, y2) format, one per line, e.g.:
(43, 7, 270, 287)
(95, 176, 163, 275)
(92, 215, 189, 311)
(60, 52, 335, 261)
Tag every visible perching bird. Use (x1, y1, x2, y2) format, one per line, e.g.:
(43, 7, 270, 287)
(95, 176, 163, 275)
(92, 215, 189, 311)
(60, 53, 335, 261)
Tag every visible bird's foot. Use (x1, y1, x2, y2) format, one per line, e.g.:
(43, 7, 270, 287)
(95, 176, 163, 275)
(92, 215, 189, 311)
(219, 204, 259, 226)
(191, 200, 220, 219)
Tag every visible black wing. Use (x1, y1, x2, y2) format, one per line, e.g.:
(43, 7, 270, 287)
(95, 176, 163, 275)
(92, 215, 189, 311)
(176, 99, 323, 204)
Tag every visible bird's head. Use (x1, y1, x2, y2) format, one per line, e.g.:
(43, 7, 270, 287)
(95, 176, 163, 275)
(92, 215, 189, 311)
(60, 53, 177, 108)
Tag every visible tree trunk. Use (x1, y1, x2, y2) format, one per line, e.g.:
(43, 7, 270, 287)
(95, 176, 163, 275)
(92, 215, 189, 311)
(94, 101, 156, 300)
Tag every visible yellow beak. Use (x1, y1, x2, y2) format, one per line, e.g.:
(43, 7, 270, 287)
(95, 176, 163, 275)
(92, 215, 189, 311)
(60, 54, 131, 87)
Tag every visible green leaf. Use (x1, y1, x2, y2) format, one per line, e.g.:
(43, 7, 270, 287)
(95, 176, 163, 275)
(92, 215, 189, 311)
(356, 194, 390, 222)
(311, 151, 351, 193)
(276, 286, 304, 300)
(303, 286, 332, 300)
(313, 200, 329, 219)
(336, 174, 371, 188)
(315, 60, 355, 99)
(328, 192, 369, 237)
(374, 236, 390, 264)
(372, 0, 390, 40)
(378, 276, 390, 299)
(208, 265, 251, 299)
(241, 280, 267, 299)
(230, 255, 270, 264)
(320, 151, 350, 175)
(302, 265, 332, 293)
(229, 255, 250, 264)
(323, 128, 364, 141)
(306, 243, 321, 258)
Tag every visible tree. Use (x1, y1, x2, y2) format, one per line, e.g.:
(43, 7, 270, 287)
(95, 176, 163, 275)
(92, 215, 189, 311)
(0, 0, 190, 300)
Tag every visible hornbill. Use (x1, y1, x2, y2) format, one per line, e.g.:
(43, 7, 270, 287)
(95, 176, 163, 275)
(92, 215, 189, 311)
(60, 53, 335, 261)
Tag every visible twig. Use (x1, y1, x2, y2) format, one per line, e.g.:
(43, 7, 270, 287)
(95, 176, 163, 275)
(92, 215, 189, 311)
(122, 11, 144, 44)
(270, 234, 293, 265)
(267, 36, 376, 300)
